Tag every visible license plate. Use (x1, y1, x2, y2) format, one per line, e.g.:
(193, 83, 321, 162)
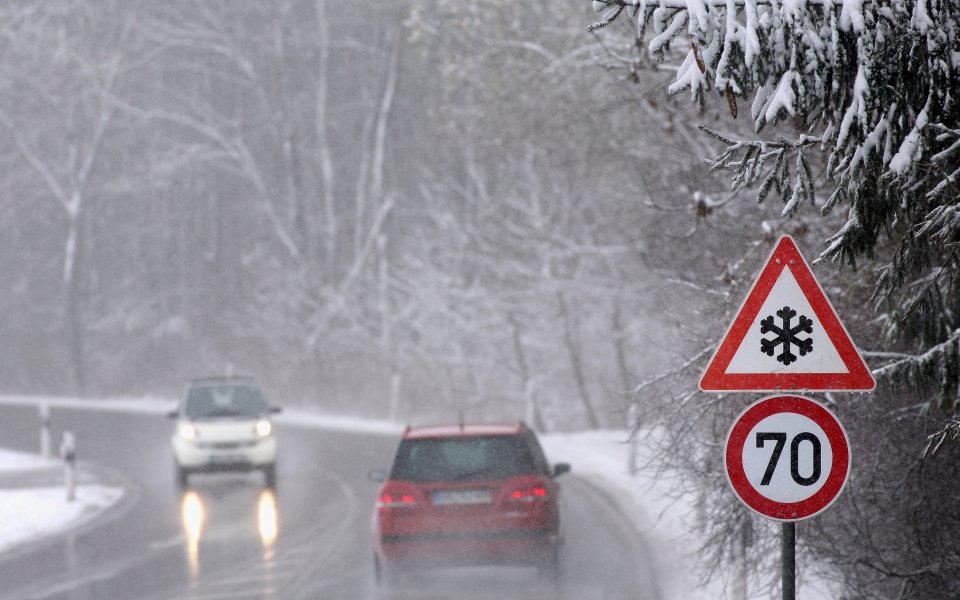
(209, 455, 243, 464)
(433, 489, 492, 505)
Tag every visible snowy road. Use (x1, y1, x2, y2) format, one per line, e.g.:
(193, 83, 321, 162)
(0, 404, 661, 599)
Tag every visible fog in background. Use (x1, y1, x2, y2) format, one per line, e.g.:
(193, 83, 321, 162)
(0, 1, 727, 429)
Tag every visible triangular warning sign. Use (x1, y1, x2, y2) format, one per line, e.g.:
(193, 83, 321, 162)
(700, 235, 875, 392)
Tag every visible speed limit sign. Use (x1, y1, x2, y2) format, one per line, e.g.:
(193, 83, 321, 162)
(725, 395, 850, 521)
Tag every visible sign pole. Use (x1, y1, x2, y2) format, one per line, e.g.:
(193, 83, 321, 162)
(782, 521, 795, 600)
(725, 396, 851, 598)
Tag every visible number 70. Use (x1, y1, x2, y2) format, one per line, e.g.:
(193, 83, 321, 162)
(756, 432, 822, 486)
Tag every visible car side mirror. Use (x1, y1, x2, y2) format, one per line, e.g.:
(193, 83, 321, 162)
(368, 469, 388, 483)
(553, 463, 571, 477)
(166, 410, 179, 419)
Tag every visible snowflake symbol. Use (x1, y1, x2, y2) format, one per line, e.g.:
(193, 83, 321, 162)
(760, 306, 813, 365)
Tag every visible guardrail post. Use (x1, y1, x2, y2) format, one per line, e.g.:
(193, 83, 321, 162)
(60, 431, 76, 502)
(39, 403, 51, 459)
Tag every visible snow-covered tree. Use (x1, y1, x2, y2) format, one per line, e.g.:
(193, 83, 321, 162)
(586, 3, 960, 598)
(590, 0, 960, 416)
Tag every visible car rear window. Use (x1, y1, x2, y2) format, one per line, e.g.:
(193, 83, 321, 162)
(184, 384, 266, 419)
(389, 435, 540, 483)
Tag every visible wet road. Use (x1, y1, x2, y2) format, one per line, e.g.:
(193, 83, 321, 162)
(0, 403, 661, 599)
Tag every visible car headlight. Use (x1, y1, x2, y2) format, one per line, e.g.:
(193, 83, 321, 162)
(178, 423, 198, 440)
(255, 420, 272, 437)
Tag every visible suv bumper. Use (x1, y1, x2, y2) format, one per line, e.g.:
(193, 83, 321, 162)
(377, 529, 558, 566)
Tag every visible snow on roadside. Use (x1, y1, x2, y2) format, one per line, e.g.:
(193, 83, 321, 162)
(542, 428, 840, 600)
(0, 483, 123, 553)
(0, 447, 123, 554)
(541, 429, 716, 600)
(0, 448, 59, 472)
(0, 394, 175, 414)
(0, 394, 404, 435)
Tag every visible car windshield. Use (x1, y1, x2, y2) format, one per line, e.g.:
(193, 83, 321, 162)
(183, 383, 266, 419)
(389, 435, 536, 483)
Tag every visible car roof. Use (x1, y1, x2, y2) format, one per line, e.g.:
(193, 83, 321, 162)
(187, 376, 260, 390)
(187, 376, 259, 387)
(401, 422, 527, 440)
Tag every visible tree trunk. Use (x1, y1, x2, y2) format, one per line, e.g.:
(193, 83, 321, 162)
(64, 215, 86, 396)
(508, 312, 545, 432)
(612, 294, 634, 395)
(314, 0, 337, 268)
(557, 292, 599, 429)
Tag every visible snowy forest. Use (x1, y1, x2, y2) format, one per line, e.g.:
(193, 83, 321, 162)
(1, 0, 958, 598)
(0, 1, 668, 428)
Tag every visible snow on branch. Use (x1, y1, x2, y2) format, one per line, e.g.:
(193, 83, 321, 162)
(925, 413, 960, 458)
(591, 0, 845, 11)
(873, 329, 960, 411)
(590, 0, 960, 361)
(873, 328, 960, 412)
(700, 127, 819, 213)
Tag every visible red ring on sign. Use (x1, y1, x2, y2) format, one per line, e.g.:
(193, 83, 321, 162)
(725, 395, 850, 521)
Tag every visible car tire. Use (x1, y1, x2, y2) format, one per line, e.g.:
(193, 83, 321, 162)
(537, 546, 562, 581)
(176, 464, 190, 488)
(374, 554, 404, 587)
(263, 463, 277, 488)
(374, 554, 392, 586)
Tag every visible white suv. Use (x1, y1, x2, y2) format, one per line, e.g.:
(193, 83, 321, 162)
(169, 377, 280, 488)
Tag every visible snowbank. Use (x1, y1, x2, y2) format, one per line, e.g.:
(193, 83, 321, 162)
(0, 449, 123, 554)
(542, 429, 840, 600)
(0, 448, 59, 473)
(541, 429, 718, 600)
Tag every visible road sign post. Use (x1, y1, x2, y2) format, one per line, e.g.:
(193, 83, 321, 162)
(725, 395, 850, 599)
(782, 521, 795, 600)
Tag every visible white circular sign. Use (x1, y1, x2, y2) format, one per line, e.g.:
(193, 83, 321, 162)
(725, 395, 850, 521)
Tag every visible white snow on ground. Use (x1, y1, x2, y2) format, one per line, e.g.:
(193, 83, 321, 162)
(0, 443, 124, 554)
(541, 430, 711, 600)
(0, 448, 58, 472)
(0, 483, 123, 553)
(0, 395, 838, 598)
(541, 430, 840, 600)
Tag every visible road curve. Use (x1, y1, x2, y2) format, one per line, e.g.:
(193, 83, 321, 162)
(0, 403, 661, 600)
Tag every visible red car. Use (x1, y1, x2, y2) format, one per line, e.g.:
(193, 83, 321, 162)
(370, 421, 570, 583)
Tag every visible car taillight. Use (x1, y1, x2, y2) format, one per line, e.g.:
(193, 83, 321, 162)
(509, 487, 549, 502)
(377, 493, 417, 508)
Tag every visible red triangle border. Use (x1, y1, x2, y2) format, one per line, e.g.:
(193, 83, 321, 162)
(699, 235, 875, 392)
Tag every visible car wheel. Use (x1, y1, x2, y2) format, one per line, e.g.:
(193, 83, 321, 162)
(374, 554, 403, 587)
(176, 464, 190, 488)
(263, 463, 277, 488)
(537, 546, 561, 581)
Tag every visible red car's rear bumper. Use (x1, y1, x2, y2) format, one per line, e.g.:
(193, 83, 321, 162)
(378, 528, 557, 566)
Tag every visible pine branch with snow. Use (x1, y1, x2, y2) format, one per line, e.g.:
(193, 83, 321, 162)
(590, 0, 960, 414)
